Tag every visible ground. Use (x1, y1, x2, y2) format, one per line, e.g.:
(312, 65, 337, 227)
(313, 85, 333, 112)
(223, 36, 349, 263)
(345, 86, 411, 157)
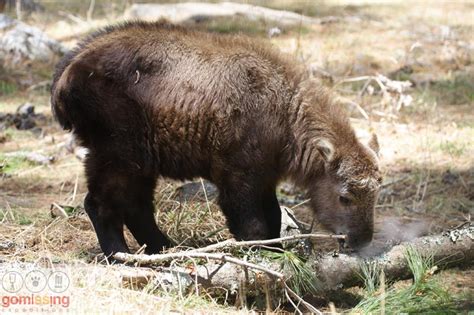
(0, 0, 473, 313)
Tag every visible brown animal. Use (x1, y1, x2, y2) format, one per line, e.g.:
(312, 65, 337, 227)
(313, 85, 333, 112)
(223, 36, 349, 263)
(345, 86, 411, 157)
(51, 21, 382, 257)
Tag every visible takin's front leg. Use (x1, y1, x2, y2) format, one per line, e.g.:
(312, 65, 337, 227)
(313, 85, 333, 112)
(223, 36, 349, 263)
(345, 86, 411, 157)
(217, 174, 270, 241)
(262, 187, 282, 240)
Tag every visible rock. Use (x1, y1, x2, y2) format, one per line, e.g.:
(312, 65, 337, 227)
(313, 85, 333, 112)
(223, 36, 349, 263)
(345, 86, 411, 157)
(0, 103, 48, 132)
(14, 115, 36, 130)
(267, 27, 281, 38)
(442, 170, 459, 185)
(4, 151, 55, 165)
(0, 13, 15, 29)
(280, 206, 302, 237)
(174, 180, 219, 202)
(0, 13, 67, 63)
(0, 240, 15, 250)
(280, 206, 313, 255)
(16, 102, 34, 115)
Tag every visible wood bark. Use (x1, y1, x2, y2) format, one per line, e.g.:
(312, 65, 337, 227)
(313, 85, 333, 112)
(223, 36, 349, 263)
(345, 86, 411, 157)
(315, 223, 474, 290)
(116, 224, 474, 294)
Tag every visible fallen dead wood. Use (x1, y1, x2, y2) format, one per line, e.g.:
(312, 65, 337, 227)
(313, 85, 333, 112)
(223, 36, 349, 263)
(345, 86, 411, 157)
(116, 233, 346, 314)
(124, 2, 317, 26)
(335, 74, 413, 112)
(316, 223, 474, 290)
(114, 223, 473, 300)
(124, 2, 362, 27)
(182, 233, 346, 253)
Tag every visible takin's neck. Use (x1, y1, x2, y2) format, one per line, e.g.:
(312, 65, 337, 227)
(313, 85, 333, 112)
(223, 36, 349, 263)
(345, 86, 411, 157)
(284, 79, 357, 186)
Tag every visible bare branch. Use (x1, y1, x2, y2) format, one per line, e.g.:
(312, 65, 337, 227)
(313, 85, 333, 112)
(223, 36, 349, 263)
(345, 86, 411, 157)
(114, 251, 285, 279)
(283, 283, 322, 315)
(87, 0, 96, 21)
(186, 233, 346, 253)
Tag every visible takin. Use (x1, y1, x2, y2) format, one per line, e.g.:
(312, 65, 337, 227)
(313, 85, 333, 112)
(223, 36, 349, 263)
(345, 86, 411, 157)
(51, 21, 382, 258)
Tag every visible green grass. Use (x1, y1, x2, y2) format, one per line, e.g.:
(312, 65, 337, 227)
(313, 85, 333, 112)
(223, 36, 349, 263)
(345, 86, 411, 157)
(431, 74, 474, 105)
(413, 73, 474, 107)
(353, 246, 466, 314)
(261, 0, 361, 18)
(0, 208, 34, 225)
(438, 140, 466, 157)
(0, 154, 35, 175)
(263, 250, 319, 296)
(191, 15, 310, 37)
(0, 81, 18, 96)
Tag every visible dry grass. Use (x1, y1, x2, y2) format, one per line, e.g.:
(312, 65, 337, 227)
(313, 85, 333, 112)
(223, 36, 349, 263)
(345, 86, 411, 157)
(1, 0, 473, 313)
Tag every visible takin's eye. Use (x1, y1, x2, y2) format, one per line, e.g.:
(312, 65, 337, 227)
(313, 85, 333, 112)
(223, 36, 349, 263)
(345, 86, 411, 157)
(339, 196, 352, 206)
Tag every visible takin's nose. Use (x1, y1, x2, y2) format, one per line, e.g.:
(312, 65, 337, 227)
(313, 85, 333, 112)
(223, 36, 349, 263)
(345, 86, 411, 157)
(347, 229, 373, 250)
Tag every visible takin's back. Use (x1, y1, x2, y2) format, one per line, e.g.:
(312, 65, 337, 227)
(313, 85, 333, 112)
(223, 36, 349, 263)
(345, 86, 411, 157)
(51, 21, 305, 179)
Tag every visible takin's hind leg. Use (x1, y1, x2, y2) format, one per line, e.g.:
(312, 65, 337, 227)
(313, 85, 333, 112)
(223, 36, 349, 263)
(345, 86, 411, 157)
(85, 157, 171, 257)
(122, 177, 171, 254)
(84, 160, 134, 257)
(84, 191, 129, 258)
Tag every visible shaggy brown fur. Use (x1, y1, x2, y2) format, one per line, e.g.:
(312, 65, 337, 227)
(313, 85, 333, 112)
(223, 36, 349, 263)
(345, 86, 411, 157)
(51, 21, 382, 257)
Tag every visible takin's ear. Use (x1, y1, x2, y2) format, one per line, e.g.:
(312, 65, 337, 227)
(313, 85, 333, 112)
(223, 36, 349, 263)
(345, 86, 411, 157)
(316, 138, 335, 162)
(368, 133, 380, 157)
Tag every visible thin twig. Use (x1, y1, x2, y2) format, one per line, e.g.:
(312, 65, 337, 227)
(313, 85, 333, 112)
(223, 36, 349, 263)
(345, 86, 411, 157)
(381, 175, 409, 188)
(87, 0, 96, 21)
(114, 252, 285, 278)
(284, 283, 322, 315)
(188, 233, 346, 253)
(285, 288, 302, 315)
(50, 203, 68, 219)
(250, 244, 285, 252)
(58, 11, 87, 25)
(380, 270, 386, 315)
(71, 173, 79, 203)
(15, 0, 22, 21)
(290, 198, 310, 209)
(200, 178, 213, 219)
(263, 278, 272, 313)
(134, 244, 147, 255)
(334, 75, 372, 87)
(338, 96, 369, 120)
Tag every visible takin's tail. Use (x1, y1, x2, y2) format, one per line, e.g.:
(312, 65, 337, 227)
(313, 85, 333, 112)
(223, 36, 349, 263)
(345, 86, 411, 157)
(51, 54, 74, 131)
(50, 54, 128, 147)
(51, 56, 96, 132)
(51, 53, 144, 149)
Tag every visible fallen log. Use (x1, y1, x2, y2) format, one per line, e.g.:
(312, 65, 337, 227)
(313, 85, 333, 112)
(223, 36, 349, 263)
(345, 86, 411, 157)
(115, 223, 473, 298)
(316, 222, 474, 290)
(124, 2, 318, 26)
(124, 2, 362, 27)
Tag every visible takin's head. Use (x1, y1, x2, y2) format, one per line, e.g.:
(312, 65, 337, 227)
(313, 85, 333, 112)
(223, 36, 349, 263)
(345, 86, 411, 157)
(309, 134, 382, 250)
